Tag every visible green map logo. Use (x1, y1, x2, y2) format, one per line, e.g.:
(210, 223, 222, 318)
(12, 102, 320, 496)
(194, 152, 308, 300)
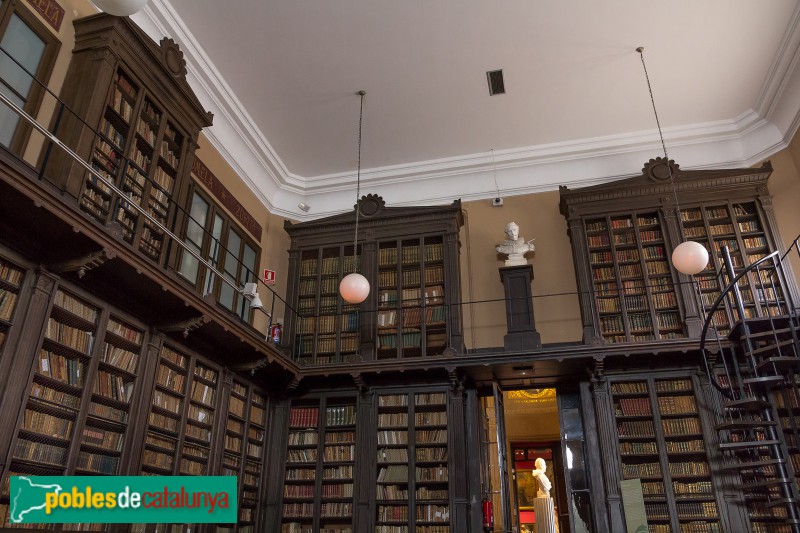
(10, 477, 63, 523)
(9, 476, 237, 524)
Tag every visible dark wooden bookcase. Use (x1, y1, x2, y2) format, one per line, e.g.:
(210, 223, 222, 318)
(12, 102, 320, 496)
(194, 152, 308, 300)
(680, 201, 788, 335)
(0, 281, 149, 529)
(610, 374, 724, 533)
(46, 14, 212, 265)
(280, 395, 358, 532)
(284, 195, 463, 364)
(217, 379, 268, 533)
(375, 390, 451, 533)
(560, 158, 799, 344)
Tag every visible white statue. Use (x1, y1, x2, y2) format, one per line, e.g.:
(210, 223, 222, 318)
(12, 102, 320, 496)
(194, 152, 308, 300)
(496, 221, 535, 266)
(532, 458, 552, 498)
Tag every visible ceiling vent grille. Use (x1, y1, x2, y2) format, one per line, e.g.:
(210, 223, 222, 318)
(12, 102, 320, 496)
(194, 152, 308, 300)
(487, 69, 505, 95)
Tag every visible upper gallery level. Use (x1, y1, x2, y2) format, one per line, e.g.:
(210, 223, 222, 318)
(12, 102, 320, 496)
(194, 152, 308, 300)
(1, 0, 800, 387)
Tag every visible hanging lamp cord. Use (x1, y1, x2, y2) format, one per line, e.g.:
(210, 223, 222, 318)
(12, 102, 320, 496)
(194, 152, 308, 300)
(353, 90, 365, 270)
(638, 47, 684, 227)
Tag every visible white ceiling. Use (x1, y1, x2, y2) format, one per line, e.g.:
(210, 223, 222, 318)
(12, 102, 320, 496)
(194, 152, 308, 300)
(132, 0, 800, 219)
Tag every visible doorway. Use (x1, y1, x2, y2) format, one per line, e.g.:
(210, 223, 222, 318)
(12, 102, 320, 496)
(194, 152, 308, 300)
(480, 387, 595, 533)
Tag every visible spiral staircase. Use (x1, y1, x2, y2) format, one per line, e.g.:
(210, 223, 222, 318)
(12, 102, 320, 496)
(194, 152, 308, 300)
(700, 239, 800, 533)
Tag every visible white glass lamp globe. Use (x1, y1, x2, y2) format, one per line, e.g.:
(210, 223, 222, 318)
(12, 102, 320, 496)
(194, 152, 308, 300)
(672, 240, 709, 275)
(339, 273, 370, 304)
(91, 0, 150, 16)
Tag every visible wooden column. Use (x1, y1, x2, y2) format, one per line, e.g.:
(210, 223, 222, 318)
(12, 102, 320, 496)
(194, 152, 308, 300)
(262, 400, 290, 530)
(661, 199, 704, 337)
(590, 374, 626, 532)
(448, 384, 469, 530)
(354, 390, 376, 529)
(566, 213, 602, 345)
(0, 270, 57, 477)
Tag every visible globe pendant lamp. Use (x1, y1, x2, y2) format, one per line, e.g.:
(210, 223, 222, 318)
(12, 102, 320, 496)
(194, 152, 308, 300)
(637, 47, 708, 276)
(339, 91, 370, 304)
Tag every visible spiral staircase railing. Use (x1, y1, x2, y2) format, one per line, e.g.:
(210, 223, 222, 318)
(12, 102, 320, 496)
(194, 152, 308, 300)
(699, 239, 800, 532)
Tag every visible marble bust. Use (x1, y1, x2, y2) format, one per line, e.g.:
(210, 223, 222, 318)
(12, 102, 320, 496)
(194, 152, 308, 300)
(496, 222, 535, 266)
(532, 458, 552, 498)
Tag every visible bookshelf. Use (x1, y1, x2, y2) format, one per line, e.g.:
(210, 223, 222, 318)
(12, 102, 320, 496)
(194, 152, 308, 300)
(295, 246, 360, 366)
(281, 396, 357, 532)
(611, 375, 721, 532)
(77, 66, 186, 263)
(0, 256, 24, 359)
(141, 345, 220, 478)
(584, 212, 684, 343)
(284, 196, 464, 363)
(681, 202, 786, 334)
(376, 390, 450, 532)
(218, 380, 267, 533)
(377, 237, 447, 359)
(49, 15, 212, 268)
(1, 286, 148, 530)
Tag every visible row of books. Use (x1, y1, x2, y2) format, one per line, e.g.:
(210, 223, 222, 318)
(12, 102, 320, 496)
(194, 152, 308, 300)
(655, 379, 692, 392)
(708, 223, 734, 236)
(622, 462, 661, 478)
(377, 484, 408, 499)
(290, 407, 320, 428)
(324, 465, 353, 480)
(326, 430, 354, 444)
(14, 438, 67, 466)
(0, 289, 18, 322)
(284, 484, 314, 499)
(378, 306, 446, 328)
(157, 363, 186, 391)
(611, 381, 648, 394)
(0, 260, 23, 286)
(416, 467, 447, 482)
(378, 465, 408, 482)
(676, 501, 718, 518)
(379, 413, 408, 427)
(326, 405, 356, 426)
(136, 114, 157, 146)
(319, 502, 353, 518)
(669, 462, 709, 476)
(377, 505, 409, 522)
(415, 448, 448, 462)
(93, 370, 134, 403)
(100, 344, 139, 373)
(23, 408, 73, 439)
(377, 331, 423, 349)
(159, 139, 180, 169)
(617, 420, 655, 437)
(285, 467, 315, 480)
(321, 482, 354, 497)
(416, 504, 449, 522)
(54, 290, 99, 323)
(99, 117, 126, 151)
(46, 318, 94, 354)
(76, 450, 119, 474)
(323, 445, 354, 462)
(415, 411, 446, 426)
(615, 397, 651, 416)
(657, 312, 681, 330)
(379, 394, 409, 407)
(82, 426, 123, 451)
(657, 395, 697, 415)
(190, 381, 216, 406)
(37, 349, 86, 386)
(282, 503, 315, 518)
(378, 447, 409, 462)
(417, 488, 448, 500)
(662, 417, 701, 436)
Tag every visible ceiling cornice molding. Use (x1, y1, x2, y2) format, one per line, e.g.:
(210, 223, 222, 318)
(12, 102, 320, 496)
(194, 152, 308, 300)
(135, 1, 800, 222)
(755, 1, 800, 120)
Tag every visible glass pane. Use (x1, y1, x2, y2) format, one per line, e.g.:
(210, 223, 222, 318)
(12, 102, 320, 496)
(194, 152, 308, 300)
(203, 215, 224, 296)
(0, 15, 45, 97)
(218, 280, 234, 310)
(241, 243, 256, 283)
(0, 87, 23, 146)
(224, 229, 242, 277)
(178, 242, 201, 283)
(186, 193, 209, 246)
(0, 14, 46, 147)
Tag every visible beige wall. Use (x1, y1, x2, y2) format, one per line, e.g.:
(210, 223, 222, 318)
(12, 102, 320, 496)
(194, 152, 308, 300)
(460, 193, 583, 349)
(766, 131, 800, 289)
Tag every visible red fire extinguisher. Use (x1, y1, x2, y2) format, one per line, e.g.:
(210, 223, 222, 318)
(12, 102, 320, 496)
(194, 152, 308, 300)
(482, 499, 494, 530)
(269, 323, 282, 344)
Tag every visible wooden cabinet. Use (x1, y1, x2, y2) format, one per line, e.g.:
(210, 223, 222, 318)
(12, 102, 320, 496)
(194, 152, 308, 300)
(680, 201, 788, 335)
(284, 195, 463, 364)
(610, 374, 723, 533)
(583, 211, 683, 343)
(280, 395, 358, 532)
(376, 391, 450, 533)
(46, 14, 212, 264)
(560, 158, 798, 344)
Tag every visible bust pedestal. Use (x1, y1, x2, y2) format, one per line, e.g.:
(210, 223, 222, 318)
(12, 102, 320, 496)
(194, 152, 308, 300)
(533, 497, 557, 533)
(499, 264, 541, 350)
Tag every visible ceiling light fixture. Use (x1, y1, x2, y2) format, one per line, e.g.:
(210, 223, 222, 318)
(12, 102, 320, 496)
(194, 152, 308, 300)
(298, 202, 310, 212)
(91, 0, 150, 16)
(637, 47, 709, 275)
(339, 90, 371, 304)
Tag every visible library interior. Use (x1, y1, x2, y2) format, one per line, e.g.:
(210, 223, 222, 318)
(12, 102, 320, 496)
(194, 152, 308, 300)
(2, 1, 800, 532)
